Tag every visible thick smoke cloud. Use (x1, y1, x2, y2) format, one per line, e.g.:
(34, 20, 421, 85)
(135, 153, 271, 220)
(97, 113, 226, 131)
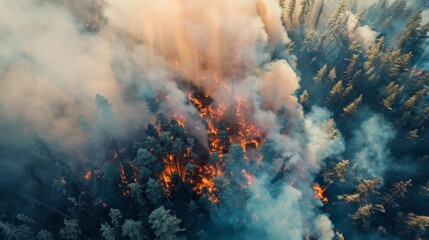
(350, 115, 395, 182)
(0, 1, 126, 153)
(347, 11, 378, 49)
(106, 0, 284, 88)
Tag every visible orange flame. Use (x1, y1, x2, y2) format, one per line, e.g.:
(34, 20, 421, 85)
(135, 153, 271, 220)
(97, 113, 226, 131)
(313, 184, 329, 203)
(159, 154, 187, 189)
(119, 162, 127, 185)
(156, 89, 265, 203)
(84, 170, 92, 181)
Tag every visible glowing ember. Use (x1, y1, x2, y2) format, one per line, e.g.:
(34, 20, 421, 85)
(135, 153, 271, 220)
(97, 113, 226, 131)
(155, 89, 264, 203)
(84, 170, 92, 181)
(159, 154, 186, 189)
(313, 184, 329, 203)
(241, 169, 254, 186)
(192, 164, 221, 203)
(119, 162, 127, 185)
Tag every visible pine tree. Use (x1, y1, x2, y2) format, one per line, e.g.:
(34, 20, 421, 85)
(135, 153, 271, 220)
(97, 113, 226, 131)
(324, 118, 340, 140)
(95, 94, 117, 128)
(128, 183, 145, 206)
(327, 0, 347, 29)
(37, 230, 54, 240)
(100, 223, 116, 240)
(299, 89, 309, 104)
(109, 209, 123, 229)
(33, 134, 78, 194)
(382, 179, 412, 206)
(356, 178, 381, 202)
(134, 148, 157, 181)
(381, 82, 404, 110)
(148, 206, 185, 240)
(301, 31, 317, 52)
(401, 89, 427, 111)
(323, 159, 349, 183)
(313, 0, 325, 29)
(59, 219, 81, 240)
(343, 94, 363, 114)
(0, 221, 32, 240)
(299, 0, 311, 24)
(364, 37, 384, 75)
(399, 10, 429, 56)
(389, 52, 412, 80)
(382, 92, 398, 110)
(351, 204, 385, 225)
(405, 213, 429, 234)
(345, 54, 360, 82)
(336, 231, 345, 240)
(342, 83, 353, 97)
(288, 0, 297, 20)
(328, 67, 337, 82)
(347, 40, 361, 57)
(146, 95, 160, 113)
(145, 178, 162, 205)
(329, 80, 343, 98)
(122, 220, 144, 240)
(313, 64, 328, 82)
(338, 178, 381, 204)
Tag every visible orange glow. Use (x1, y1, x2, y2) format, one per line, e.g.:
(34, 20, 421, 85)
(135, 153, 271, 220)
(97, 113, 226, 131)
(176, 119, 185, 128)
(234, 97, 263, 160)
(155, 89, 264, 203)
(241, 169, 254, 186)
(192, 164, 222, 203)
(119, 162, 127, 184)
(159, 154, 186, 189)
(103, 89, 266, 203)
(84, 170, 91, 181)
(118, 162, 130, 197)
(132, 165, 139, 183)
(313, 184, 329, 203)
(187, 91, 264, 201)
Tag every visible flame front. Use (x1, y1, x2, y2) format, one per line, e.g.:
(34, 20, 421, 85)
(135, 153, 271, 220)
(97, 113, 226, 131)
(155, 87, 264, 203)
(313, 184, 329, 204)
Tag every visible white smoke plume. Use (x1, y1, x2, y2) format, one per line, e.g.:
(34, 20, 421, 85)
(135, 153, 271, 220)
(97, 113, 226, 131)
(347, 11, 378, 48)
(350, 115, 396, 182)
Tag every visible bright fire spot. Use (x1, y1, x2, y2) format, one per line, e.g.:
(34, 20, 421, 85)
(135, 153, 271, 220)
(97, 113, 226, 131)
(159, 154, 186, 189)
(155, 88, 264, 203)
(241, 169, 254, 186)
(313, 183, 329, 203)
(84, 170, 92, 181)
(193, 164, 222, 203)
(119, 162, 128, 185)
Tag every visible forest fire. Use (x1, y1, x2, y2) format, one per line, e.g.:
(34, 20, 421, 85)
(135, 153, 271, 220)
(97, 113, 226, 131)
(148, 88, 266, 203)
(313, 184, 329, 204)
(3, 0, 428, 239)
